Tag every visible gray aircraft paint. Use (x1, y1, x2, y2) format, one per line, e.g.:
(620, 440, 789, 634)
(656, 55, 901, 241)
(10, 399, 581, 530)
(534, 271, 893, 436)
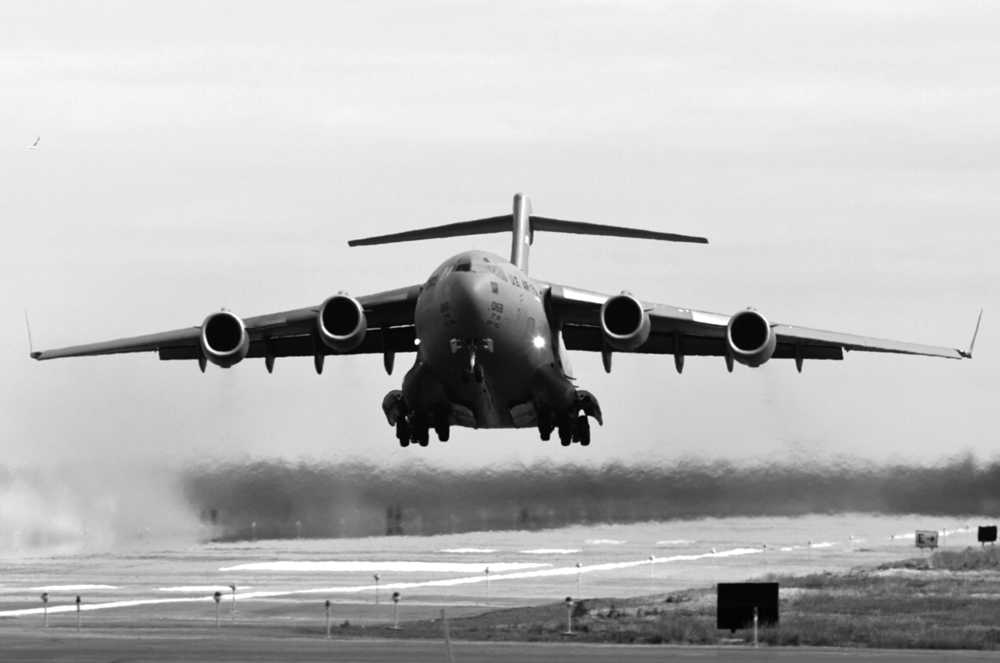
(409, 249, 568, 429)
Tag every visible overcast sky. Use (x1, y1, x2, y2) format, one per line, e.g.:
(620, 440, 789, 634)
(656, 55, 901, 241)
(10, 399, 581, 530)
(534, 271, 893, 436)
(1, 1, 996, 469)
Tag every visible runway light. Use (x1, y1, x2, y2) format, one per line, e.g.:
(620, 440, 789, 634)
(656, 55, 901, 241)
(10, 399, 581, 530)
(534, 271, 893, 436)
(532, 336, 546, 349)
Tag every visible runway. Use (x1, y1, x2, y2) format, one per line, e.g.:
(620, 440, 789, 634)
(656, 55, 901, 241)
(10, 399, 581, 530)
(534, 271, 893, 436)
(0, 514, 987, 660)
(3, 631, 997, 663)
(0, 513, 979, 623)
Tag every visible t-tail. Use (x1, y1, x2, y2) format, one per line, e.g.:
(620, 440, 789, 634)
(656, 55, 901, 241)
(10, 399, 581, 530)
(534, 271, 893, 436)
(348, 193, 708, 273)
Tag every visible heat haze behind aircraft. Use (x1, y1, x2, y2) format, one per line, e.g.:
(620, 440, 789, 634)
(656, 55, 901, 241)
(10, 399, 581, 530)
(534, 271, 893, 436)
(30, 194, 980, 447)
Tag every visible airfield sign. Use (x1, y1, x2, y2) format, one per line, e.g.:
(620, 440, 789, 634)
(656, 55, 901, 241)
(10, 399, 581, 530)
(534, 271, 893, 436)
(915, 530, 939, 549)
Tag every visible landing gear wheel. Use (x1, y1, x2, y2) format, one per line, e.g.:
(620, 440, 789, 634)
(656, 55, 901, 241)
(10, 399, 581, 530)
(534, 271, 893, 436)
(539, 427, 552, 442)
(558, 425, 573, 447)
(435, 425, 450, 442)
(576, 415, 591, 446)
(473, 363, 484, 383)
(413, 426, 430, 447)
(396, 421, 411, 447)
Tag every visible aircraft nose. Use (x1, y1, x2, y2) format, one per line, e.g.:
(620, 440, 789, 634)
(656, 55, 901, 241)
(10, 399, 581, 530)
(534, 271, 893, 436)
(446, 273, 494, 337)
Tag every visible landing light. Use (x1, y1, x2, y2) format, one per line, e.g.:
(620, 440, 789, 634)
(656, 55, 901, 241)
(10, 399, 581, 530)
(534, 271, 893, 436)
(532, 336, 546, 349)
(414, 338, 421, 346)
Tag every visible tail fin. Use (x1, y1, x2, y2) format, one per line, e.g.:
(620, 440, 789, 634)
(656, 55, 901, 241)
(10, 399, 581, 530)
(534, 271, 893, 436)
(348, 193, 708, 274)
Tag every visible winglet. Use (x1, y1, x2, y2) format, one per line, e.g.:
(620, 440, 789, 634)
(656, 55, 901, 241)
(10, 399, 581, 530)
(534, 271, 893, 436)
(959, 309, 983, 359)
(24, 310, 40, 359)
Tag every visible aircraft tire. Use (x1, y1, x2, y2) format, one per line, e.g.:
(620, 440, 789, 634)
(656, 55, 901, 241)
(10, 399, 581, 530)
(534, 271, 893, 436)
(435, 425, 450, 442)
(577, 415, 591, 446)
(558, 426, 572, 446)
(396, 421, 410, 447)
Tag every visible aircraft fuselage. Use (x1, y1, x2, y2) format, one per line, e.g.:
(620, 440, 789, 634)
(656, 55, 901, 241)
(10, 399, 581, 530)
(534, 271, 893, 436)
(397, 250, 578, 433)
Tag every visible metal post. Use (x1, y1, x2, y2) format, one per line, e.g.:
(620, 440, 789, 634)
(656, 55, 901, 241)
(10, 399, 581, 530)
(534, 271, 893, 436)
(75, 595, 81, 632)
(374, 574, 380, 605)
(325, 599, 332, 639)
(564, 597, 574, 635)
(441, 608, 455, 663)
(391, 592, 400, 630)
(251, 520, 256, 541)
(229, 584, 237, 622)
(213, 591, 222, 629)
(575, 562, 582, 597)
(648, 554, 655, 579)
(753, 606, 758, 648)
(40, 593, 48, 628)
(484, 567, 490, 604)
(296, 520, 302, 538)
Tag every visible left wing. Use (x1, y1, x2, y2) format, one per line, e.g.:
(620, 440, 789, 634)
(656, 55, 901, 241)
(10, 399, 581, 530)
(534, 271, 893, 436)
(546, 283, 977, 371)
(30, 285, 422, 371)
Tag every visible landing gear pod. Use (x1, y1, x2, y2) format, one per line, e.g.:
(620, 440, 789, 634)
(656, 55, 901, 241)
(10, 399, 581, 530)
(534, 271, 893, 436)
(600, 293, 651, 351)
(317, 294, 367, 353)
(200, 311, 250, 368)
(726, 309, 776, 367)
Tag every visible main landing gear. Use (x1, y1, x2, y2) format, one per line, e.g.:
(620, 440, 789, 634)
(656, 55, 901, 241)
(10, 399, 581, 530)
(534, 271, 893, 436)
(539, 389, 603, 447)
(383, 391, 450, 448)
(556, 415, 591, 447)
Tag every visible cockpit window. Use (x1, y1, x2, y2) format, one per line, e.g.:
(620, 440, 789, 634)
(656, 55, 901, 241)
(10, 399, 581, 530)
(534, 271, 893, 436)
(454, 258, 473, 272)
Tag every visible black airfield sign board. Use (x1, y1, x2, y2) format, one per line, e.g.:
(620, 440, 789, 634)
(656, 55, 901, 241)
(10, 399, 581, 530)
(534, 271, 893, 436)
(978, 526, 997, 544)
(717, 582, 779, 631)
(915, 530, 939, 549)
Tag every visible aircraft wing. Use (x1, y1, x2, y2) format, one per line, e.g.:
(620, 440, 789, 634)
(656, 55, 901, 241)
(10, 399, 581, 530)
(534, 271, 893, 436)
(30, 285, 422, 364)
(546, 283, 977, 367)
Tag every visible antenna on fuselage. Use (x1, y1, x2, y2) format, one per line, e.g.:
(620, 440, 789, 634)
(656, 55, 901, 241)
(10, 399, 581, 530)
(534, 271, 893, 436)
(347, 194, 709, 275)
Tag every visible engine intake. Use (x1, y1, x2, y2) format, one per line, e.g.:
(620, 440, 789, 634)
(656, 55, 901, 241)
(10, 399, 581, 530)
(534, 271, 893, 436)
(318, 294, 367, 352)
(200, 311, 250, 368)
(726, 309, 776, 367)
(600, 293, 651, 351)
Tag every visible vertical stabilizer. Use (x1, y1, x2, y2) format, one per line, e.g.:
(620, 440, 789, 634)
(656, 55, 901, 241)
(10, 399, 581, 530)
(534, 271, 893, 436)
(511, 193, 532, 273)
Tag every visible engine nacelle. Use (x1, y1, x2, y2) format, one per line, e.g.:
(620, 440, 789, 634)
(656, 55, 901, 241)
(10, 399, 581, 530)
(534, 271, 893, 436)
(317, 294, 367, 353)
(600, 293, 651, 351)
(726, 309, 777, 367)
(200, 311, 250, 368)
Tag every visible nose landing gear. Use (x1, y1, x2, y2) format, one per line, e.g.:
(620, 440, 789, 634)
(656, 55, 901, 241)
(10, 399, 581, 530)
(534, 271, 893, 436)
(451, 338, 493, 383)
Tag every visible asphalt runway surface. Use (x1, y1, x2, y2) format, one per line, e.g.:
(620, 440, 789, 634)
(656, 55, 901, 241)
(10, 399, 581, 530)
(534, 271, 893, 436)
(2, 631, 997, 663)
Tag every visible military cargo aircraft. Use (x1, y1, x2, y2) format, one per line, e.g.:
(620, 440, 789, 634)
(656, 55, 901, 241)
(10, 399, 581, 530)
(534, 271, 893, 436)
(31, 194, 980, 447)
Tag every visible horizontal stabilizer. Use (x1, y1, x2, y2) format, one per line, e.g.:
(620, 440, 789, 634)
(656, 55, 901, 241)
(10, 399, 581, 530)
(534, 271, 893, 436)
(532, 217, 707, 244)
(348, 216, 511, 247)
(349, 214, 707, 247)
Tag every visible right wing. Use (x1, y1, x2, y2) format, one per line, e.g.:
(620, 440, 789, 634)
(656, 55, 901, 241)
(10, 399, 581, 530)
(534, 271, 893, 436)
(546, 284, 977, 368)
(30, 285, 422, 366)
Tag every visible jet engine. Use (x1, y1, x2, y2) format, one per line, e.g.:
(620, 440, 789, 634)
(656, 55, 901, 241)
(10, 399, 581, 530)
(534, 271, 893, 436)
(600, 293, 651, 351)
(726, 309, 776, 367)
(200, 311, 250, 368)
(318, 294, 367, 352)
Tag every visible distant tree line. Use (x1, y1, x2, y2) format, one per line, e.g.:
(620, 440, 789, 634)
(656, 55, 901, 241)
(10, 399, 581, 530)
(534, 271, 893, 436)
(180, 454, 1000, 541)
